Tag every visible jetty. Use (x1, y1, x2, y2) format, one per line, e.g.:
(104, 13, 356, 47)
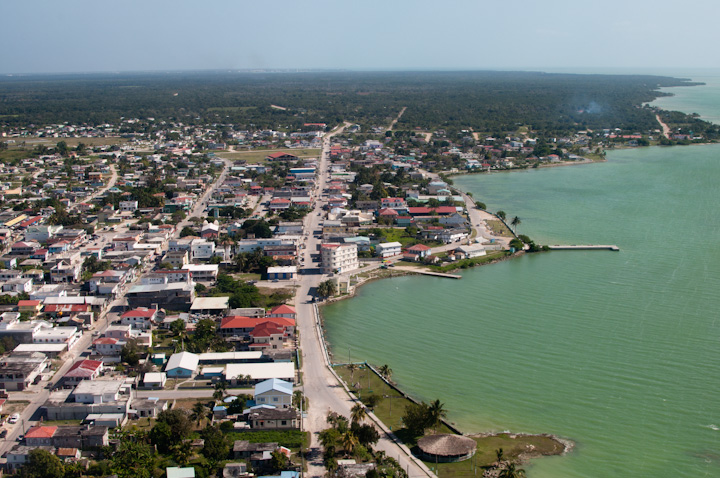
(412, 270, 462, 279)
(548, 245, 619, 251)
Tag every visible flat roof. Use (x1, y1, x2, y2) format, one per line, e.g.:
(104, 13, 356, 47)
(225, 362, 295, 382)
(190, 297, 229, 311)
(198, 351, 263, 362)
(267, 266, 297, 274)
(14, 343, 67, 353)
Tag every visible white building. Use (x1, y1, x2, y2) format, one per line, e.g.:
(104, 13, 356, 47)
(33, 326, 81, 349)
(190, 239, 215, 260)
(375, 242, 402, 258)
(181, 263, 219, 281)
(119, 200, 139, 212)
(24, 225, 63, 243)
(72, 379, 124, 404)
(254, 378, 293, 409)
(320, 243, 358, 275)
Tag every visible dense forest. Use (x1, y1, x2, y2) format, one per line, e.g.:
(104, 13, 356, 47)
(0, 70, 712, 135)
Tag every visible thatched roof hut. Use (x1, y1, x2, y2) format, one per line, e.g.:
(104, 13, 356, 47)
(417, 434, 477, 463)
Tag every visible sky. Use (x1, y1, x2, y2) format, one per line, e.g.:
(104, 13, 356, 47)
(2, 0, 720, 75)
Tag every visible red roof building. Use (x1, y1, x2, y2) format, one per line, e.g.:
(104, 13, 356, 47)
(64, 359, 103, 383)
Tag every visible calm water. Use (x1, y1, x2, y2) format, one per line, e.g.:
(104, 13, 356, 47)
(322, 78, 720, 477)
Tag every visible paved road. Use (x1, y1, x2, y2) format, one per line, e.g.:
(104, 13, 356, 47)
(296, 125, 434, 478)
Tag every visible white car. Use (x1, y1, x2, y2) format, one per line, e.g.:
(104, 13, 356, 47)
(8, 413, 20, 424)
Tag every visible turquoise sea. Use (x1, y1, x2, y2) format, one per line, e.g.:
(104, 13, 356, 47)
(322, 74, 720, 477)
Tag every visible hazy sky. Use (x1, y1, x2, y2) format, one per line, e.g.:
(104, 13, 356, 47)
(2, 0, 719, 75)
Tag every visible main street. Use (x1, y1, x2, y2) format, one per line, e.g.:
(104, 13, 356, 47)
(296, 125, 435, 478)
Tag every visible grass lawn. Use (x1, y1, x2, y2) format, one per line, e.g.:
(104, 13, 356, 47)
(430, 251, 509, 273)
(486, 220, 513, 237)
(42, 419, 83, 426)
(0, 149, 36, 162)
(430, 434, 565, 478)
(216, 148, 321, 164)
(4, 401, 30, 414)
(333, 364, 454, 446)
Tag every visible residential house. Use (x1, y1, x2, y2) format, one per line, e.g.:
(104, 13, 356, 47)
(375, 242, 402, 258)
(254, 378, 293, 409)
(165, 351, 199, 378)
(248, 408, 299, 429)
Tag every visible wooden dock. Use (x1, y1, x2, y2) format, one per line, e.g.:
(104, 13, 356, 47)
(548, 245, 619, 251)
(413, 270, 462, 279)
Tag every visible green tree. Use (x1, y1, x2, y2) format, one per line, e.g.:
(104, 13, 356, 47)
(341, 429, 358, 457)
(121, 338, 141, 367)
(475, 201, 486, 210)
(20, 448, 65, 478)
(270, 449, 291, 472)
(496, 210, 506, 221)
(427, 399, 447, 432)
(191, 401, 211, 426)
(110, 439, 155, 478)
(379, 364, 393, 381)
(200, 424, 230, 463)
(149, 420, 174, 454)
(180, 226, 196, 237)
(401, 401, 432, 437)
(510, 216, 521, 233)
(317, 279, 336, 298)
(351, 403, 367, 425)
(155, 409, 193, 440)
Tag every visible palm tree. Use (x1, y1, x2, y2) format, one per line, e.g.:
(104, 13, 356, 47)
(511, 216, 521, 233)
(379, 364, 393, 382)
(496, 448, 505, 463)
(350, 403, 367, 425)
(498, 462, 526, 478)
(428, 399, 447, 432)
(341, 430, 358, 457)
(348, 363, 358, 384)
(191, 401, 208, 426)
(213, 380, 228, 402)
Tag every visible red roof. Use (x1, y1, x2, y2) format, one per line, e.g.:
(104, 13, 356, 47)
(221, 316, 294, 329)
(121, 308, 157, 319)
(378, 208, 399, 216)
(44, 304, 90, 313)
(269, 304, 296, 315)
(406, 244, 431, 252)
(250, 322, 286, 338)
(17, 300, 42, 307)
(65, 359, 103, 378)
(407, 207, 432, 215)
(18, 216, 42, 228)
(434, 206, 457, 215)
(93, 337, 119, 345)
(25, 425, 57, 439)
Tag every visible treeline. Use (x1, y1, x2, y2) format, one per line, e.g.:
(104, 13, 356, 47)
(0, 70, 713, 136)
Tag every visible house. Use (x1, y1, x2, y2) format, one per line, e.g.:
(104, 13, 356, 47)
(265, 152, 298, 162)
(454, 243, 487, 259)
(63, 359, 103, 385)
(249, 322, 289, 350)
(267, 304, 296, 321)
(248, 407, 299, 429)
(165, 351, 199, 378)
(375, 242, 402, 258)
(266, 266, 297, 281)
(93, 337, 125, 356)
(254, 378, 293, 409)
(120, 307, 158, 330)
(404, 243, 431, 260)
(72, 379, 123, 404)
(126, 282, 195, 311)
(0, 351, 48, 391)
(142, 372, 167, 389)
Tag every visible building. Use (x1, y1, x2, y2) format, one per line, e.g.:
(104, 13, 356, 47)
(248, 407, 299, 429)
(120, 308, 158, 330)
(375, 242, 402, 258)
(454, 243, 487, 259)
(126, 282, 195, 311)
(266, 266, 297, 281)
(254, 378, 293, 409)
(165, 352, 199, 378)
(320, 243, 358, 275)
(63, 359, 103, 385)
(0, 352, 48, 391)
(225, 362, 294, 385)
(182, 263, 219, 281)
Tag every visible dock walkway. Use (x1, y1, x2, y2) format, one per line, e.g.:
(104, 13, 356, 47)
(548, 245, 619, 251)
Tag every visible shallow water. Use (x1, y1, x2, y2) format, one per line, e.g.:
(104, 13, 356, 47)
(322, 77, 720, 477)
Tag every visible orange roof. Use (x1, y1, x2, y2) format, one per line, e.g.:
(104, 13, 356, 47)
(18, 300, 42, 307)
(25, 425, 58, 439)
(269, 304, 296, 315)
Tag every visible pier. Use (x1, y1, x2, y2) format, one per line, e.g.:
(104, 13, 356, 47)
(548, 245, 619, 251)
(410, 269, 462, 279)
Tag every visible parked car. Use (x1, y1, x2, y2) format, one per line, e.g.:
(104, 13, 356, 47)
(8, 413, 19, 424)
(0, 429, 7, 438)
